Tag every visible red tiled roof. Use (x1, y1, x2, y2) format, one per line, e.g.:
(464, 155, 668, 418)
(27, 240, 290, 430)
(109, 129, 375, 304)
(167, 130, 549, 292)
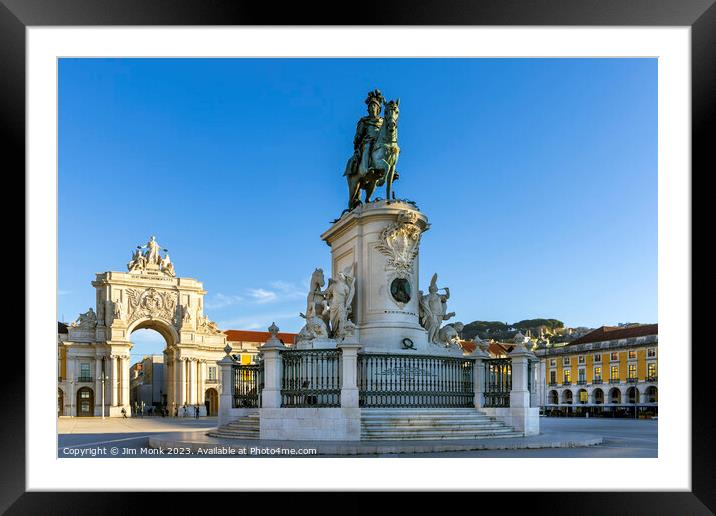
(569, 324, 658, 346)
(224, 329, 297, 345)
(458, 340, 514, 357)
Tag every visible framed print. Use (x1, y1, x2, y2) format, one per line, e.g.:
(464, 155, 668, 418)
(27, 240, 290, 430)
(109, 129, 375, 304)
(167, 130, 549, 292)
(3, 0, 712, 513)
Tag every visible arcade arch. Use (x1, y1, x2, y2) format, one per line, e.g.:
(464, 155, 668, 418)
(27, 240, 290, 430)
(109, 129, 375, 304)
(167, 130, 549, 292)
(60, 236, 228, 417)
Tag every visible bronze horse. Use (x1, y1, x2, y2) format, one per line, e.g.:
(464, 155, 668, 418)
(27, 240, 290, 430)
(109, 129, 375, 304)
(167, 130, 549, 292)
(346, 99, 400, 210)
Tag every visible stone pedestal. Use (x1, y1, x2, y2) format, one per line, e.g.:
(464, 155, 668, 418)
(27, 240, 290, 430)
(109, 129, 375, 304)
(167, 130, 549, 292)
(507, 345, 540, 436)
(321, 200, 436, 354)
(218, 354, 235, 426)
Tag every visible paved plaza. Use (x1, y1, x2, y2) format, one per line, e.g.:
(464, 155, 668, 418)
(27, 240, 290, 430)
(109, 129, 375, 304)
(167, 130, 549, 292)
(58, 416, 656, 458)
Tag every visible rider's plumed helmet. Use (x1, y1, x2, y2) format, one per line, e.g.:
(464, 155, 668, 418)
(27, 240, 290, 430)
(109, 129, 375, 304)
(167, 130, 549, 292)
(364, 89, 385, 111)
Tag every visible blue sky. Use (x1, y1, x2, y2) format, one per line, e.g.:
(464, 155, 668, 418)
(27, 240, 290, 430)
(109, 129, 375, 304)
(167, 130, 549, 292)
(58, 58, 657, 359)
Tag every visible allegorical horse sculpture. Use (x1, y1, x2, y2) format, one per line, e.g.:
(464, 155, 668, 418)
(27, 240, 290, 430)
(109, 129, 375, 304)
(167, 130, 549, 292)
(344, 91, 401, 211)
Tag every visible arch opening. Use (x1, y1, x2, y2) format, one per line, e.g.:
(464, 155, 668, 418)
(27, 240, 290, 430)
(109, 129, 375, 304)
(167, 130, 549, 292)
(128, 327, 170, 415)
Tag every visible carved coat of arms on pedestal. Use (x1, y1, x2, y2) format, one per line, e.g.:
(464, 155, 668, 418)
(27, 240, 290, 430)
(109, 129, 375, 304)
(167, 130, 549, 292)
(375, 210, 424, 277)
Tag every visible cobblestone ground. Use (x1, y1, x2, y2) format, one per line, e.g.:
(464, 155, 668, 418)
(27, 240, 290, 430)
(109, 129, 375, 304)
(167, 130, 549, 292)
(57, 416, 657, 458)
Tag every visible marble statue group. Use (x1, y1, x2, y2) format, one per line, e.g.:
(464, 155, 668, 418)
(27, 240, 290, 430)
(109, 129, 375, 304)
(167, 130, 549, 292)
(127, 235, 175, 277)
(295, 265, 356, 346)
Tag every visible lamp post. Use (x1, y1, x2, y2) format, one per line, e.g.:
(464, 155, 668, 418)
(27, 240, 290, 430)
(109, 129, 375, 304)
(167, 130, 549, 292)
(98, 371, 108, 419)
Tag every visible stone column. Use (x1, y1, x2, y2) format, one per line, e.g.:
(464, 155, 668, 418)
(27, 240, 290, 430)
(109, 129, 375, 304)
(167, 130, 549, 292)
(95, 357, 102, 414)
(508, 344, 540, 435)
(111, 355, 119, 407)
(187, 358, 195, 405)
(121, 355, 130, 412)
(67, 358, 75, 416)
(176, 357, 185, 408)
(470, 346, 491, 409)
(338, 343, 361, 408)
(218, 346, 235, 426)
(261, 324, 285, 409)
(198, 360, 206, 404)
(640, 389, 649, 404)
(166, 358, 173, 409)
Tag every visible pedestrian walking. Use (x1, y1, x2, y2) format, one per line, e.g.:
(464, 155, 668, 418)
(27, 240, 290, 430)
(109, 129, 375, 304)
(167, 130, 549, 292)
(195, 405, 199, 419)
(121, 407, 127, 418)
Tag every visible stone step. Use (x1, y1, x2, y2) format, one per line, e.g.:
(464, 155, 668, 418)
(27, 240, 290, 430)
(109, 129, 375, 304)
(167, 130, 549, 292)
(361, 408, 484, 414)
(362, 423, 515, 432)
(362, 423, 510, 432)
(224, 421, 260, 428)
(208, 432, 259, 439)
(362, 415, 494, 423)
(361, 432, 523, 441)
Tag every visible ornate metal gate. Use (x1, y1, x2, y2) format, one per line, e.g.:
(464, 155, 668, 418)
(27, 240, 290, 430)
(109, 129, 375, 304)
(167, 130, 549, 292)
(357, 353, 475, 408)
(232, 363, 263, 408)
(484, 358, 511, 408)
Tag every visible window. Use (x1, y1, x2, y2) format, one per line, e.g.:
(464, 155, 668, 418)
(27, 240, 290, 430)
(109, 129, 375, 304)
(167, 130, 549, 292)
(579, 390, 589, 403)
(208, 366, 217, 381)
(563, 357, 570, 366)
(550, 359, 556, 367)
(628, 350, 637, 359)
(578, 369, 586, 383)
(610, 365, 619, 380)
(79, 363, 91, 379)
(610, 352, 619, 361)
(647, 348, 657, 358)
(647, 363, 657, 379)
(594, 366, 602, 381)
(578, 355, 585, 364)
(563, 370, 571, 383)
(594, 354, 602, 363)
(628, 363, 637, 379)
(80, 390, 90, 398)
(550, 370, 556, 384)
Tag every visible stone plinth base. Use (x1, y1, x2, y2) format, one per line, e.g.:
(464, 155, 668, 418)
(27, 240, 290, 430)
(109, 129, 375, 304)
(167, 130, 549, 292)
(260, 408, 361, 441)
(294, 338, 338, 350)
(483, 407, 540, 436)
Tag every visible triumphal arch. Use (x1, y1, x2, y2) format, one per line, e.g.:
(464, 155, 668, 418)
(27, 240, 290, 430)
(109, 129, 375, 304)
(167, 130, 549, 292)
(62, 236, 226, 417)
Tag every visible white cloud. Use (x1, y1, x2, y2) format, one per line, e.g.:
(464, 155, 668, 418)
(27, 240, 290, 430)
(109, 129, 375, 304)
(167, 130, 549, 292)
(217, 311, 300, 332)
(248, 288, 278, 304)
(205, 293, 245, 309)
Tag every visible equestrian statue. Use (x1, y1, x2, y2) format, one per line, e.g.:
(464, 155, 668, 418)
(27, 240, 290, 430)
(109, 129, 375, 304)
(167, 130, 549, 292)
(344, 89, 401, 211)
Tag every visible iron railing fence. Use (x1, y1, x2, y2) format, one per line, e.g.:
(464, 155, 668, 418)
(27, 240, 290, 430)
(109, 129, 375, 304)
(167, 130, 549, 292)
(232, 363, 263, 408)
(280, 349, 341, 407)
(484, 358, 511, 408)
(357, 353, 475, 408)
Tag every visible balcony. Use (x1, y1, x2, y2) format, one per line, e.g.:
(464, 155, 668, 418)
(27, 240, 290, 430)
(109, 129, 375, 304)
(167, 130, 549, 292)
(627, 377, 638, 383)
(548, 382, 558, 387)
(609, 378, 621, 384)
(206, 378, 220, 384)
(562, 381, 571, 386)
(592, 378, 603, 384)
(77, 376, 94, 383)
(577, 380, 587, 385)
(646, 376, 658, 382)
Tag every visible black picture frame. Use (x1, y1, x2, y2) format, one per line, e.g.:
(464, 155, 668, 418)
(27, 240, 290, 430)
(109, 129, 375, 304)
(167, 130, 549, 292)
(3, 0, 710, 513)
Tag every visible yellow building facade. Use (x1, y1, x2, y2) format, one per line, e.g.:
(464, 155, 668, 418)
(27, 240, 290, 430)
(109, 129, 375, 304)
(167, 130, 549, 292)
(535, 324, 657, 417)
